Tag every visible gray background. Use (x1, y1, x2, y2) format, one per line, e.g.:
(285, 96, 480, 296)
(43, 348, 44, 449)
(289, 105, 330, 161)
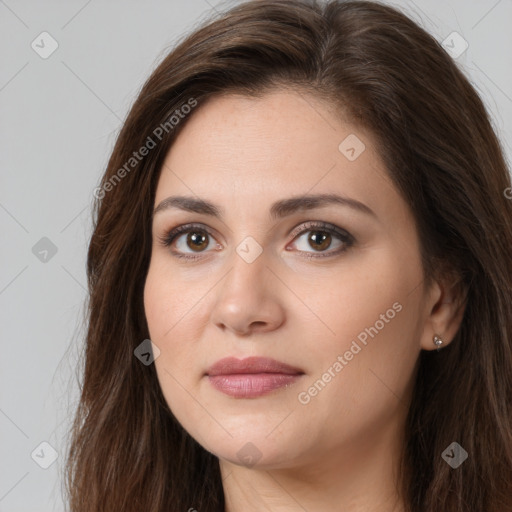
(1, 0, 511, 510)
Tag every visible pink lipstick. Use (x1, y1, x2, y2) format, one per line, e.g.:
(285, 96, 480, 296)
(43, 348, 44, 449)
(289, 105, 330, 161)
(205, 356, 304, 398)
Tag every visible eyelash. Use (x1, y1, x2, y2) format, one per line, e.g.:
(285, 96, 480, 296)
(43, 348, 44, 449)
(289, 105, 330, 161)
(156, 221, 355, 261)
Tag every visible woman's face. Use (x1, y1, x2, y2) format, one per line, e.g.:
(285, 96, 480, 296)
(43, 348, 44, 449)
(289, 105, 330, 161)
(144, 89, 434, 470)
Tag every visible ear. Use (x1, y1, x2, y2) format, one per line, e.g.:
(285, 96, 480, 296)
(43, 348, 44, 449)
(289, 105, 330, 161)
(419, 270, 468, 351)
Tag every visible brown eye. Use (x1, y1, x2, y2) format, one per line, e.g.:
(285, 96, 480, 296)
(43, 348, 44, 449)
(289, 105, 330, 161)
(291, 223, 351, 258)
(158, 224, 218, 260)
(307, 230, 332, 251)
(185, 230, 209, 252)
(159, 221, 354, 262)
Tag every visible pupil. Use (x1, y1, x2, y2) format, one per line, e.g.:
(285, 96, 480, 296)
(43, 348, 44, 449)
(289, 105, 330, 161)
(188, 231, 207, 251)
(310, 231, 330, 250)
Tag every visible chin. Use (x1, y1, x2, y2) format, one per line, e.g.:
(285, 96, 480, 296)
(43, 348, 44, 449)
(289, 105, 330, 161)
(199, 428, 308, 470)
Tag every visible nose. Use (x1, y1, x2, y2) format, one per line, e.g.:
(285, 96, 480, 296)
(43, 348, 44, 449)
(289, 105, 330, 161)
(209, 248, 285, 336)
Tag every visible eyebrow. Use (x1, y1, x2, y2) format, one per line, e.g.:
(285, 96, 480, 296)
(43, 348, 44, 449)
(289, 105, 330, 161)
(152, 193, 377, 221)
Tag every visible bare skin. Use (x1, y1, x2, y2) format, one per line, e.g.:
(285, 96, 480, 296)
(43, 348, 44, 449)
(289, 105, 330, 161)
(144, 89, 465, 511)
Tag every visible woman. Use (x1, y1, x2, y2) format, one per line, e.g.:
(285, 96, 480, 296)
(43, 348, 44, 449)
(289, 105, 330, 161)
(65, 1, 512, 511)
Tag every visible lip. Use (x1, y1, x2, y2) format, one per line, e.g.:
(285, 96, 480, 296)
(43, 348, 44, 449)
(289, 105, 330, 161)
(205, 357, 305, 398)
(206, 356, 304, 376)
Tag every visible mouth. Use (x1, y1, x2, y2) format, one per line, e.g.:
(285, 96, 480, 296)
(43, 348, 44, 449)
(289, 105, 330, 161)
(205, 356, 305, 398)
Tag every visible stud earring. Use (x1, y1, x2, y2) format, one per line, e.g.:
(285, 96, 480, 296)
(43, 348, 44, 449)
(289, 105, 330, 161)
(433, 335, 443, 351)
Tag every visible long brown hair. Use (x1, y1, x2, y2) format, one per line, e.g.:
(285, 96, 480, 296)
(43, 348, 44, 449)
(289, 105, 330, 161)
(64, 1, 512, 510)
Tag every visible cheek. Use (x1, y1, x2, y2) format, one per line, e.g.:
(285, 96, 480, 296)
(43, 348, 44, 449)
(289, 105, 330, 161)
(143, 259, 209, 401)
(144, 270, 195, 431)
(297, 249, 423, 431)
(144, 272, 172, 350)
(143, 258, 203, 341)
(304, 246, 422, 347)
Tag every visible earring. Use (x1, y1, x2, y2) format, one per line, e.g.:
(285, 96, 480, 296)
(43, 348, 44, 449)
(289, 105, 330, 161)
(433, 335, 443, 351)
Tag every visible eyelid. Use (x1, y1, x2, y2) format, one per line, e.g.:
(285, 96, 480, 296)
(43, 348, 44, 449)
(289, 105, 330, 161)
(288, 220, 353, 242)
(156, 222, 218, 249)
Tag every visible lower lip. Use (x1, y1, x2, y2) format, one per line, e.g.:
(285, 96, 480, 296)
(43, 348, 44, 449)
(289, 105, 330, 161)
(207, 373, 303, 398)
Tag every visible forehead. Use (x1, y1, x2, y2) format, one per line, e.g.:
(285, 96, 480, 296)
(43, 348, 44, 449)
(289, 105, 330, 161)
(163, 90, 364, 171)
(154, 90, 402, 225)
